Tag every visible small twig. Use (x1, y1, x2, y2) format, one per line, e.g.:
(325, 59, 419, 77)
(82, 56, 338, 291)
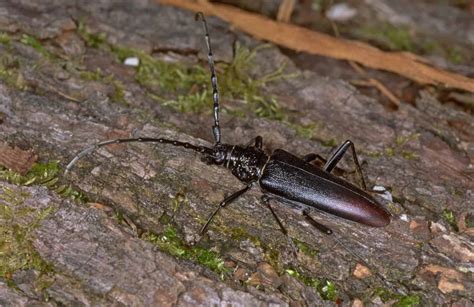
(158, 0, 474, 93)
(277, 0, 296, 23)
(329, 20, 401, 107)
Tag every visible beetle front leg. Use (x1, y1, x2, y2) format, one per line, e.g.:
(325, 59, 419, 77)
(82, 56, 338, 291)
(200, 184, 252, 235)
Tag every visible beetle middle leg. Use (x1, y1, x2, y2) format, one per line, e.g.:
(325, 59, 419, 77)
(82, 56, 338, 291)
(261, 195, 287, 235)
(200, 184, 252, 235)
(261, 195, 300, 257)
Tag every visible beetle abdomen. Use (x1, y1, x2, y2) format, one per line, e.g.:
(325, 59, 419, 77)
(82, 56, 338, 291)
(259, 150, 390, 227)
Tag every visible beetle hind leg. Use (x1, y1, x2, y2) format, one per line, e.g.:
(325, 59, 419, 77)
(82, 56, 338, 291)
(302, 153, 326, 164)
(323, 140, 367, 191)
(302, 210, 333, 235)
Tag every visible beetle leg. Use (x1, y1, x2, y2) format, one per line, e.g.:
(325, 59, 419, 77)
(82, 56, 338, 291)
(261, 195, 287, 235)
(244, 136, 263, 149)
(323, 140, 367, 191)
(254, 136, 263, 149)
(302, 153, 326, 163)
(262, 195, 300, 258)
(302, 210, 333, 235)
(200, 184, 252, 235)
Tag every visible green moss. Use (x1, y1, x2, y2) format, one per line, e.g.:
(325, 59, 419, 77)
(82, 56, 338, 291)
(354, 22, 471, 64)
(170, 192, 188, 216)
(146, 225, 228, 279)
(401, 151, 417, 160)
(394, 295, 421, 307)
(286, 268, 337, 301)
(373, 287, 395, 302)
(112, 43, 288, 119)
(264, 247, 281, 273)
(442, 209, 459, 232)
(0, 186, 54, 283)
(20, 34, 54, 59)
(79, 69, 104, 81)
(79, 68, 127, 104)
(77, 22, 291, 120)
(292, 238, 318, 257)
(355, 24, 415, 52)
(373, 287, 421, 306)
(110, 79, 126, 104)
(0, 54, 27, 90)
(365, 150, 383, 158)
(0, 161, 86, 202)
(384, 134, 419, 160)
(465, 214, 474, 228)
(254, 96, 285, 121)
(292, 122, 319, 140)
(0, 32, 11, 46)
(77, 21, 107, 48)
(321, 138, 338, 148)
(230, 226, 251, 241)
(446, 46, 464, 64)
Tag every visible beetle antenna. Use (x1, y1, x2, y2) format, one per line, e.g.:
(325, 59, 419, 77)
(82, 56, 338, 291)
(195, 12, 221, 145)
(65, 137, 214, 174)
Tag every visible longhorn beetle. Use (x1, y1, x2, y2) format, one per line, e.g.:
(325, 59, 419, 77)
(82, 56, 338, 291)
(66, 13, 390, 239)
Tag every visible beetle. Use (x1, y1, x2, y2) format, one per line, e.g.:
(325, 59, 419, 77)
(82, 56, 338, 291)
(65, 12, 390, 237)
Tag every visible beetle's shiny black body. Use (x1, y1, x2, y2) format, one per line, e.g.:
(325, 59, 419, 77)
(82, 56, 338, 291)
(259, 149, 390, 227)
(210, 143, 390, 228)
(66, 12, 391, 237)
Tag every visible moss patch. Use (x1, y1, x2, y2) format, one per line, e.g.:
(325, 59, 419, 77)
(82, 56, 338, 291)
(77, 21, 107, 48)
(354, 24, 415, 52)
(442, 209, 459, 232)
(380, 133, 419, 160)
(353, 23, 469, 64)
(372, 287, 421, 306)
(0, 32, 12, 46)
(20, 34, 55, 60)
(79, 68, 127, 104)
(76, 22, 289, 120)
(292, 238, 318, 257)
(286, 268, 338, 301)
(0, 186, 54, 284)
(114, 43, 288, 120)
(0, 54, 27, 90)
(388, 134, 419, 159)
(145, 225, 228, 279)
(0, 161, 86, 202)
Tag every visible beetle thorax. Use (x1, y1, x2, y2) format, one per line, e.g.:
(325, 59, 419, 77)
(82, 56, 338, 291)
(222, 145, 269, 183)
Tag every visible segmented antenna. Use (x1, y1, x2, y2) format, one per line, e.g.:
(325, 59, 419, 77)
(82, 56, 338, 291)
(65, 137, 213, 174)
(195, 12, 221, 144)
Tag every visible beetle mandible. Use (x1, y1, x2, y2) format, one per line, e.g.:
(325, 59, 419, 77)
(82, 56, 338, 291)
(66, 12, 390, 237)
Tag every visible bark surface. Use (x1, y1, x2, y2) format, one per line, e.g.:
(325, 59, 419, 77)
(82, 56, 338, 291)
(0, 0, 472, 306)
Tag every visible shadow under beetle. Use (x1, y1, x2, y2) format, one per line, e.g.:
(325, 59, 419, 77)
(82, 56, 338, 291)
(66, 12, 390, 237)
